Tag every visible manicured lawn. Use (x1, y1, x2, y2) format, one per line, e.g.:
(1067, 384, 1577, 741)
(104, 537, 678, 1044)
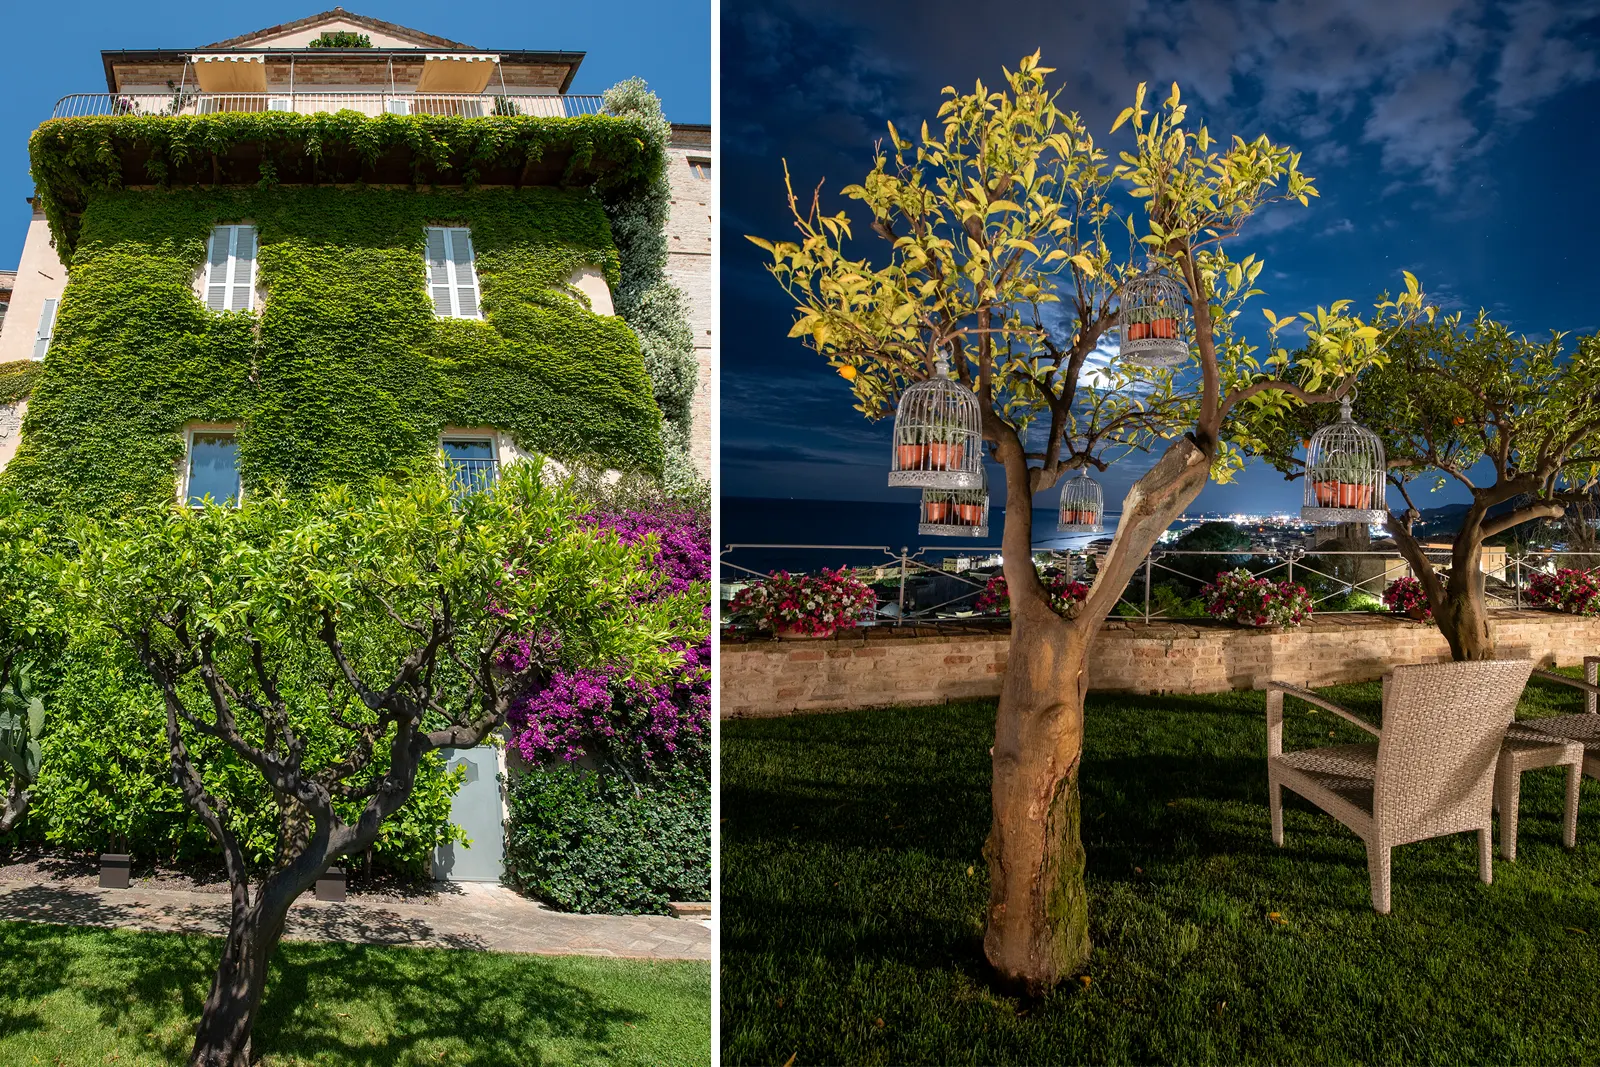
(722, 672, 1600, 1065)
(0, 921, 710, 1066)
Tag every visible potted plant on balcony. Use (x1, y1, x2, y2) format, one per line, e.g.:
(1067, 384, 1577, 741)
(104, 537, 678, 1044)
(1201, 569, 1313, 628)
(729, 568, 878, 638)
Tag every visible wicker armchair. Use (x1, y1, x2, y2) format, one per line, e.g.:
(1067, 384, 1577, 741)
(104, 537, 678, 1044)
(1265, 660, 1533, 914)
(1510, 658, 1600, 816)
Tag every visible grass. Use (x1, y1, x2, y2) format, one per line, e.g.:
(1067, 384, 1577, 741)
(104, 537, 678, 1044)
(721, 671, 1600, 1065)
(0, 921, 710, 1066)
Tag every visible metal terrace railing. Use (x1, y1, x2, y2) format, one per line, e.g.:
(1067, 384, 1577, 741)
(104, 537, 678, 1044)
(447, 458, 498, 500)
(719, 544, 1600, 628)
(50, 92, 608, 121)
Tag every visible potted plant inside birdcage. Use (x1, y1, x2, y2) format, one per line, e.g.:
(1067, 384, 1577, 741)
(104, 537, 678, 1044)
(895, 421, 927, 473)
(1327, 453, 1373, 509)
(923, 490, 953, 524)
(926, 420, 966, 472)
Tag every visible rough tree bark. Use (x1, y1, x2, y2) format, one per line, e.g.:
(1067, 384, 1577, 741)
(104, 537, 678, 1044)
(983, 434, 1212, 993)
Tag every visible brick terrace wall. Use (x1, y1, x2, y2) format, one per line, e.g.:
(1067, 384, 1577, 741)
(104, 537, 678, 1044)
(720, 610, 1600, 717)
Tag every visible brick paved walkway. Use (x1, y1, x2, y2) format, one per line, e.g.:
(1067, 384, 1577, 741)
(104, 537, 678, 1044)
(0, 879, 710, 961)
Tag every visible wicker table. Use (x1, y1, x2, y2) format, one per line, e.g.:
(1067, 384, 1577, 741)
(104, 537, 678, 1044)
(1494, 724, 1584, 861)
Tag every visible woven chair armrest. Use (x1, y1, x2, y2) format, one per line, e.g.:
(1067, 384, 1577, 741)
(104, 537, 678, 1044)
(1530, 668, 1600, 699)
(1264, 680, 1381, 736)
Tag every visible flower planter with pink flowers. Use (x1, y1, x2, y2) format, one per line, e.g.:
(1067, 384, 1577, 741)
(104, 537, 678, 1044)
(1201, 569, 1312, 629)
(730, 567, 879, 638)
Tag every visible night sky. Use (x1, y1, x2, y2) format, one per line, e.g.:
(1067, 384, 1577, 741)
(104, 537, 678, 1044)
(722, 0, 1600, 517)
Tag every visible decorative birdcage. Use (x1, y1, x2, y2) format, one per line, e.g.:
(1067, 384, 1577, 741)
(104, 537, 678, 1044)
(888, 351, 984, 490)
(1116, 267, 1190, 368)
(1301, 394, 1388, 525)
(919, 476, 989, 538)
(1058, 469, 1105, 533)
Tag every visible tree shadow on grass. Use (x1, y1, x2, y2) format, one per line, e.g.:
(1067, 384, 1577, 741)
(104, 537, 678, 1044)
(0, 922, 77, 1040)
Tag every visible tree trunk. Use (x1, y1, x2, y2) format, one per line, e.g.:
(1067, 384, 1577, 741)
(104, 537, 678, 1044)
(188, 886, 296, 1067)
(984, 608, 1091, 994)
(1435, 583, 1495, 660)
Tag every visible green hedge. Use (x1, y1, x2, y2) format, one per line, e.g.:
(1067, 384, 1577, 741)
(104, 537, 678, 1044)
(504, 766, 710, 915)
(4, 185, 663, 512)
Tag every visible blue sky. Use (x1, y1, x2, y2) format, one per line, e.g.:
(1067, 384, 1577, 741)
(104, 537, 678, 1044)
(722, 0, 1600, 514)
(0, 2, 710, 270)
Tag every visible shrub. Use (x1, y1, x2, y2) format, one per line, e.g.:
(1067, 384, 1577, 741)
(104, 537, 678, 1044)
(1528, 568, 1600, 615)
(504, 765, 709, 914)
(728, 568, 876, 636)
(1382, 576, 1433, 619)
(975, 570, 1088, 617)
(1201, 568, 1312, 628)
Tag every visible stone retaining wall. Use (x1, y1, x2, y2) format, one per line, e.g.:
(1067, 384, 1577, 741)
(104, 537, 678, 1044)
(719, 611, 1600, 717)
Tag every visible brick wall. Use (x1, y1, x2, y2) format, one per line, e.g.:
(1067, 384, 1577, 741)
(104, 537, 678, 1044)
(720, 611, 1600, 717)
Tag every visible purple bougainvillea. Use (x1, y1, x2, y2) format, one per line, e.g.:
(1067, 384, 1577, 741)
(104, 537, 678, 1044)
(505, 506, 710, 777)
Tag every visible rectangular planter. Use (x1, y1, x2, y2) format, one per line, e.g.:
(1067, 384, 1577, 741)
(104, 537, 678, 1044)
(98, 853, 131, 889)
(315, 866, 346, 902)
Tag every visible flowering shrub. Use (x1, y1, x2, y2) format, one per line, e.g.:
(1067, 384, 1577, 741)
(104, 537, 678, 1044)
(1528, 568, 1600, 615)
(975, 570, 1089, 618)
(1201, 569, 1312, 628)
(728, 568, 877, 636)
(1383, 576, 1433, 620)
(581, 508, 710, 601)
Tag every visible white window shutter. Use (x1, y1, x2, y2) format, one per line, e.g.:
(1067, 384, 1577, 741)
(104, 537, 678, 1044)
(450, 229, 480, 318)
(32, 298, 58, 361)
(232, 226, 257, 312)
(205, 227, 231, 311)
(425, 228, 452, 315)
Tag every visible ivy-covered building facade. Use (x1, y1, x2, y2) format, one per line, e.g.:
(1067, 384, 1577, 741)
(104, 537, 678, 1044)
(0, 10, 707, 887)
(0, 8, 704, 510)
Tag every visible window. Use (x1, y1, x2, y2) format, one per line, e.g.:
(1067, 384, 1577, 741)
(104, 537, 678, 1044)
(32, 298, 58, 361)
(184, 429, 241, 506)
(425, 227, 481, 319)
(688, 157, 711, 180)
(441, 436, 497, 497)
(205, 225, 258, 313)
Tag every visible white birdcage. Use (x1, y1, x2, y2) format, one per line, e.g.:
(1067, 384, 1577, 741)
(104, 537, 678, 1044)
(1116, 267, 1190, 368)
(888, 351, 984, 490)
(1058, 469, 1105, 533)
(919, 475, 989, 538)
(1301, 394, 1388, 525)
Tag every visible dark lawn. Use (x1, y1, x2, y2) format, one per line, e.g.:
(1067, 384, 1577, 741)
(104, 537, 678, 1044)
(721, 672, 1600, 1065)
(0, 921, 710, 1066)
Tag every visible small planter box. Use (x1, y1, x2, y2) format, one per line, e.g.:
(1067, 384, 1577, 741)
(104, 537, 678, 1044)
(315, 867, 346, 902)
(98, 853, 131, 889)
(668, 901, 711, 919)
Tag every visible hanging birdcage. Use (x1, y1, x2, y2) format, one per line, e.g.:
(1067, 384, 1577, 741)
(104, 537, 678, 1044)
(888, 351, 984, 490)
(919, 475, 989, 538)
(1301, 394, 1388, 525)
(1058, 469, 1105, 533)
(1116, 267, 1190, 368)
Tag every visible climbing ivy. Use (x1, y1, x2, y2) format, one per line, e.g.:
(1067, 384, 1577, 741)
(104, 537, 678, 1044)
(601, 80, 701, 491)
(0, 363, 42, 407)
(4, 185, 663, 513)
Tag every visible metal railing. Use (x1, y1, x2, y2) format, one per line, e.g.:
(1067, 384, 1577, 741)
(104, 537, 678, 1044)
(50, 92, 607, 121)
(719, 543, 1600, 628)
(448, 458, 498, 499)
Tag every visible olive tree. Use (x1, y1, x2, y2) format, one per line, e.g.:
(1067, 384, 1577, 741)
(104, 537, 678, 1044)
(749, 55, 1427, 992)
(66, 464, 697, 1067)
(1255, 314, 1600, 660)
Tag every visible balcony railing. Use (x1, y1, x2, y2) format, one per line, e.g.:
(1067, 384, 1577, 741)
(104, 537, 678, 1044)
(51, 92, 607, 121)
(448, 458, 498, 500)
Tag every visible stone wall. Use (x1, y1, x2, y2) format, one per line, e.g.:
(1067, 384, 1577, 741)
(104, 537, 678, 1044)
(720, 611, 1600, 717)
(666, 125, 713, 477)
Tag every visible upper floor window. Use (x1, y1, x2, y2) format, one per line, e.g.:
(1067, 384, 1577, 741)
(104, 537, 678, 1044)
(184, 428, 241, 507)
(688, 157, 711, 180)
(33, 298, 58, 361)
(425, 227, 481, 319)
(441, 435, 497, 498)
(205, 225, 258, 313)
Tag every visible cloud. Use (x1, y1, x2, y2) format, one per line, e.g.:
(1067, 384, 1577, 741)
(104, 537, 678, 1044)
(1320, 218, 1356, 236)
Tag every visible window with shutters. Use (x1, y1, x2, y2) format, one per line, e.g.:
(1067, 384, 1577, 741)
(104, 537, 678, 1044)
(32, 298, 59, 361)
(688, 157, 711, 180)
(204, 225, 259, 313)
(182, 427, 242, 507)
(424, 227, 482, 319)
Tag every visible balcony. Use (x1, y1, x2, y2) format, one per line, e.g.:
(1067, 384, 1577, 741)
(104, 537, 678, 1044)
(52, 91, 606, 121)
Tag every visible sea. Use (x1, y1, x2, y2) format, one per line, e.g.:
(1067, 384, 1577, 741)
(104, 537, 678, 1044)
(720, 497, 1107, 578)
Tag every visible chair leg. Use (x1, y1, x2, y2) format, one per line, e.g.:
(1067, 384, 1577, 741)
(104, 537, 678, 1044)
(1478, 827, 1493, 886)
(1366, 842, 1391, 914)
(1497, 764, 1520, 862)
(1564, 760, 1582, 850)
(1269, 778, 1284, 847)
